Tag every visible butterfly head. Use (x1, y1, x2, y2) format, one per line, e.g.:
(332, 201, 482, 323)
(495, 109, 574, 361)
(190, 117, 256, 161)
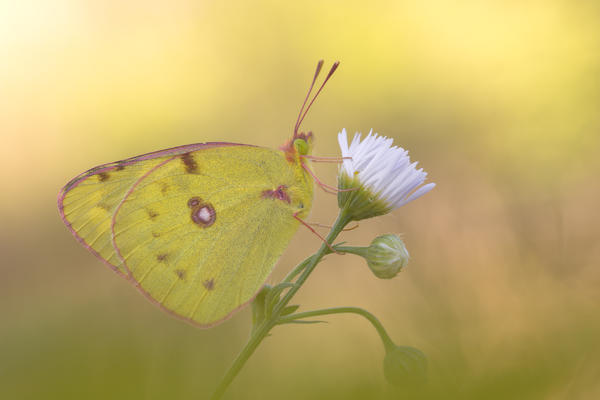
(293, 131, 313, 155)
(281, 130, 314, 162)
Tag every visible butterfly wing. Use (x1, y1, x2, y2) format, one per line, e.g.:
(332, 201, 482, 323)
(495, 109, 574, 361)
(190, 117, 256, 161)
(58, 143, 245, 276)
(111, 146, 311, 326)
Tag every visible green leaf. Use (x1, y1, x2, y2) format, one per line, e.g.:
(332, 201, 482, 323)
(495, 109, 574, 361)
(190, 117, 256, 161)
(280, 305, 300, 316)
(251, 285, 272, 331)
(265, 282, 296, 317)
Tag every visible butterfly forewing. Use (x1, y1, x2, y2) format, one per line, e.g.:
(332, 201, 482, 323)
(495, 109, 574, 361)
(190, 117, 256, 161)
(58, 143, 245, 276)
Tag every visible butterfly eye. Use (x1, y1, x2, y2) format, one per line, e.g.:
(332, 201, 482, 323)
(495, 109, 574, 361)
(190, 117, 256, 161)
(298, 202, 304, 209)
(293, 138, 309, 155)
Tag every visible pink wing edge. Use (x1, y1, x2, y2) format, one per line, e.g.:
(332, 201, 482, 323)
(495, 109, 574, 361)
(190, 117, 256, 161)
(58, 141, 268, 328)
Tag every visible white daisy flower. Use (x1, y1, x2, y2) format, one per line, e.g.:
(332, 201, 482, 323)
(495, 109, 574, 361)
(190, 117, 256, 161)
(337, 129, 435, 220)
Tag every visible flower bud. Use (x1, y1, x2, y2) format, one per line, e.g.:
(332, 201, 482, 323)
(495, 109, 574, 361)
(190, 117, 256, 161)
(366, 234, 409, 279)
(383, 345, 427, 387)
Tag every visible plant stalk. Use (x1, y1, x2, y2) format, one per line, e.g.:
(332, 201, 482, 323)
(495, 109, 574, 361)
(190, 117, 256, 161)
(209, 211, 351, 399)
(277, 306, 394, 351)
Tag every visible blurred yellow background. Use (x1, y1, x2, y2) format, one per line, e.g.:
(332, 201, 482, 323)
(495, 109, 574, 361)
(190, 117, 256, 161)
(2, 1, 599, 399)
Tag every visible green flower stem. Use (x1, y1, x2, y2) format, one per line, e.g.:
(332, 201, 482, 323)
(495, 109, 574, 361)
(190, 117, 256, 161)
(209, 319, 275, 400)
(333, 245, 368, 258)
(272, 212, 351, 315)
(277, 307, 394, 352)
(209, 211, 351, 400)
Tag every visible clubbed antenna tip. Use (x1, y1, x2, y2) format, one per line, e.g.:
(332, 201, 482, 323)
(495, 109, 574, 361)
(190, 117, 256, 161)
(294, 60, 340, 136)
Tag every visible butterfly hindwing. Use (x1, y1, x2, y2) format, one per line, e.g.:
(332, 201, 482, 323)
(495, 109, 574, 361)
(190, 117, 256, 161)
(112, 146, 311, 326)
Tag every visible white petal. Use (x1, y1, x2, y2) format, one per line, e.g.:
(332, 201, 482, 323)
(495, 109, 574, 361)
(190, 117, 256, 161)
(403, 183, 436, 205)
(337, 130, 435, 210)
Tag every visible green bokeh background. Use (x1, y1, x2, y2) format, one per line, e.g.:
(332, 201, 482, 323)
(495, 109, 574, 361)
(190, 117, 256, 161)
(2, 1, 599, 399)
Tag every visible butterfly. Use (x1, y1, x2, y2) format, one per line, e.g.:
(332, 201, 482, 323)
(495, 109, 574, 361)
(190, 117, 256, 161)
(58, 61, 339, 327)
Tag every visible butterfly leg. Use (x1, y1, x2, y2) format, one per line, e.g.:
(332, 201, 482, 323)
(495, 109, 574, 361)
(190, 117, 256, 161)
(293, 212, 343, 254)
(300, 155, 352, 163)
(300, 162, 357, 194)
(309, 222, 359, 232)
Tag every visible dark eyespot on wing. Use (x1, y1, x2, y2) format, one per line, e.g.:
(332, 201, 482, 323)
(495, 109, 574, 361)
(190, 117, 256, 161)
(147, 209, 159, 220)
(191, 204, 216, 227)
(187, 197, 216, 228)
(156, 253, 168, 263)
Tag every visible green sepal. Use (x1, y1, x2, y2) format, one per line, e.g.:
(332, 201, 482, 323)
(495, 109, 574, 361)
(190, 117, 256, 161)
(337, 173, 391, 221)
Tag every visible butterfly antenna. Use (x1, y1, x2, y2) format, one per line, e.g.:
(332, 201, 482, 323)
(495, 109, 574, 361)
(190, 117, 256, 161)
(295, 61, 340, 134)
(294, 60, 324, 136)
